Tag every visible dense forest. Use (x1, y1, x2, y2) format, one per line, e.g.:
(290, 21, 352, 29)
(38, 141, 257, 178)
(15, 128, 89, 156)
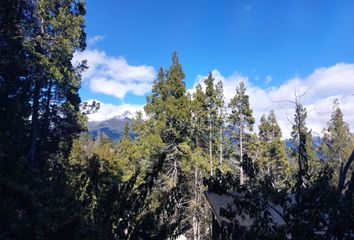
(0, 1, 353, 239)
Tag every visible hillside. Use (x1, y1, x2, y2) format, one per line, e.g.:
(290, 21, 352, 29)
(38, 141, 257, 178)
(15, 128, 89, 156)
(88, 116, 135, 141)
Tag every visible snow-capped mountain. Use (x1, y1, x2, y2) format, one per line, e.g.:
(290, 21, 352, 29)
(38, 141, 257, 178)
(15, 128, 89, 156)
(88, 110, 135, 122)
(84, 99, 144, 122)
(84, 100, 141, 141)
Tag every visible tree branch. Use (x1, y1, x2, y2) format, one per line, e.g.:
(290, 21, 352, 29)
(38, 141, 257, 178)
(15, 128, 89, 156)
(337, 150, 354, 196)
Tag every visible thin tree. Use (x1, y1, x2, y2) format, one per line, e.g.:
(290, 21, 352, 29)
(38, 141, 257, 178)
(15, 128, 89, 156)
(228, 81, 255, 184)
(204, 73, 218, 176)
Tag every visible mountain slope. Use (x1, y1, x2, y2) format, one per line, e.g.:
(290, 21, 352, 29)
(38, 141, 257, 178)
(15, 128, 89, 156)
(88, 116, 134, 142)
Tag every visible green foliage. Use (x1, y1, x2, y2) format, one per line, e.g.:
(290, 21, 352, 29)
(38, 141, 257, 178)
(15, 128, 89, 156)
(145, 52, 190, 144)
(228, 81, 255, 132)
(205, 152, 353, 239)
(1, 0, 87, 238)
(144, 52, 196, 237)
(1, 3, 353, 238)
(258, 111, 290, 187)
(228, 81, 255, 183)
(290, 101, 320, 180)
(319, 99, 353, 183)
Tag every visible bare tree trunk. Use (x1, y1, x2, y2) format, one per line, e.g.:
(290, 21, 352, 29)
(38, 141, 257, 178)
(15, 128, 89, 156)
(193, 215, 197, 240)
(209, 122, 213, 176)
(197, 219, 200, 240)
(193, 167, 199, 240)
(337, 150, 354, 196)
(239, 120, 244, 184)
(173, 157, 178, 183)
(219, 127, 223, 167)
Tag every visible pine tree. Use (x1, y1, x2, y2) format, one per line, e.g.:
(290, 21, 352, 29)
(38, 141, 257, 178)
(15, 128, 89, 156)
(0, 0, 87, 238)
(259, 114, 271, 142)
(204, 72, 218, 175)
(215, 80, 226, 168)
(0, 0, 32, 181)
(290, 99, 322, 239)
(0, 2, 34, 237)
(268, 110, 282, 140)
(27, 0, 87, 169)
(146, 52, 190, 145)
(191, 84, 207, 148)
(144, 51, 192, 237)
(123, 121, 131, 139)
(228, 81, 255, 184)
(290, 101, 319, 182)
(258, 110, 289, 186)
(190, 83, 213, 240)
(319, 99, 352, 182)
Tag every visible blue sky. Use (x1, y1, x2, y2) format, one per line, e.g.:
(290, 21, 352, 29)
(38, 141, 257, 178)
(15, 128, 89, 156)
(75, 0, 354, 136)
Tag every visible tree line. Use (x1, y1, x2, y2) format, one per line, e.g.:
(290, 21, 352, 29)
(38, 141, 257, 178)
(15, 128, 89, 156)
(1, 1, 353, 239)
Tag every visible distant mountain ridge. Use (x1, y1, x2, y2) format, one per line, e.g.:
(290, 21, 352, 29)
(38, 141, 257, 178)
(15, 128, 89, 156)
(88, 115, 135, 142)
(88, 116, 324, 156)
(88, 110, 135, 122)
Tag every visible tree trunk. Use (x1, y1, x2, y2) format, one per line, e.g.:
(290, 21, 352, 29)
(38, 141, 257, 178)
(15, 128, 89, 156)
(219, 127, 223, 167)
(173, 157, 178, 183)
(193, 215, 197, 240)
(28, 79, 40, 168)
(209, 122, 213, 176)
(40, 79, 53, 146)
(28, 8, 45, 169)
(239, 121, 244, 184)
(193, 167, 200, 240)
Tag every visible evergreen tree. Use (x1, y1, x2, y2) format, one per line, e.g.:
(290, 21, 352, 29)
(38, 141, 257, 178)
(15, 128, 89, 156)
(0, 0, 86, 238)
(319, 99, 352, 182)
(144, 51, 192, 237)
(204, 72, 218, 175)
(0, 0, 32, 188)
(2, 2, 353, 237)
(228, 81, 255, 184)
(290, 101, 319, 180)
(190, 83, 214, 240)
(258, 110, 289, 187)
(27, 0, 87, 169)
(191, 84, 207, 150)
(215, 80, 226, 168)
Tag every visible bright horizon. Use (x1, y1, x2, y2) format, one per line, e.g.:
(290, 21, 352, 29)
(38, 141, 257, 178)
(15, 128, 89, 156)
(75, 0, 354, 138)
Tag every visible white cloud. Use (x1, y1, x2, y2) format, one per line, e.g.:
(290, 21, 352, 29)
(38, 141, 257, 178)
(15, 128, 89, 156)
(85, 99, 144, 122)
(87, 35, 105, 46)
(191, 63, 354, 138)
(73, 49, 156, 99)
(82, 62, 354, 139)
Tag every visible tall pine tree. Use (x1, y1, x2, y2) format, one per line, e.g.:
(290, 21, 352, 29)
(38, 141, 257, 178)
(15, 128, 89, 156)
(228, 81, 255, 184)
(204, 73, 218, 175)
(215, 80, 226, 168)
(258, 110, 290, 187)
(144, 51, 192, 237)
(290, 100, 319, 182)
(319, 98, 352, 182)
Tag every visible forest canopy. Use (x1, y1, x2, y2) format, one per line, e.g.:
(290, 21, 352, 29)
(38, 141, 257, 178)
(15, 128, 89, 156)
(0, 1, 353, 239)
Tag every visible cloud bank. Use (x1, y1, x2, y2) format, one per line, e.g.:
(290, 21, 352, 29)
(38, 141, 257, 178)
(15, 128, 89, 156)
(81, 56, 354, 139)
(85, 99, 144, 122)
(87, 35, 105, 46)
(191, 63, 354, 138)
(73, 49, 156, 99)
